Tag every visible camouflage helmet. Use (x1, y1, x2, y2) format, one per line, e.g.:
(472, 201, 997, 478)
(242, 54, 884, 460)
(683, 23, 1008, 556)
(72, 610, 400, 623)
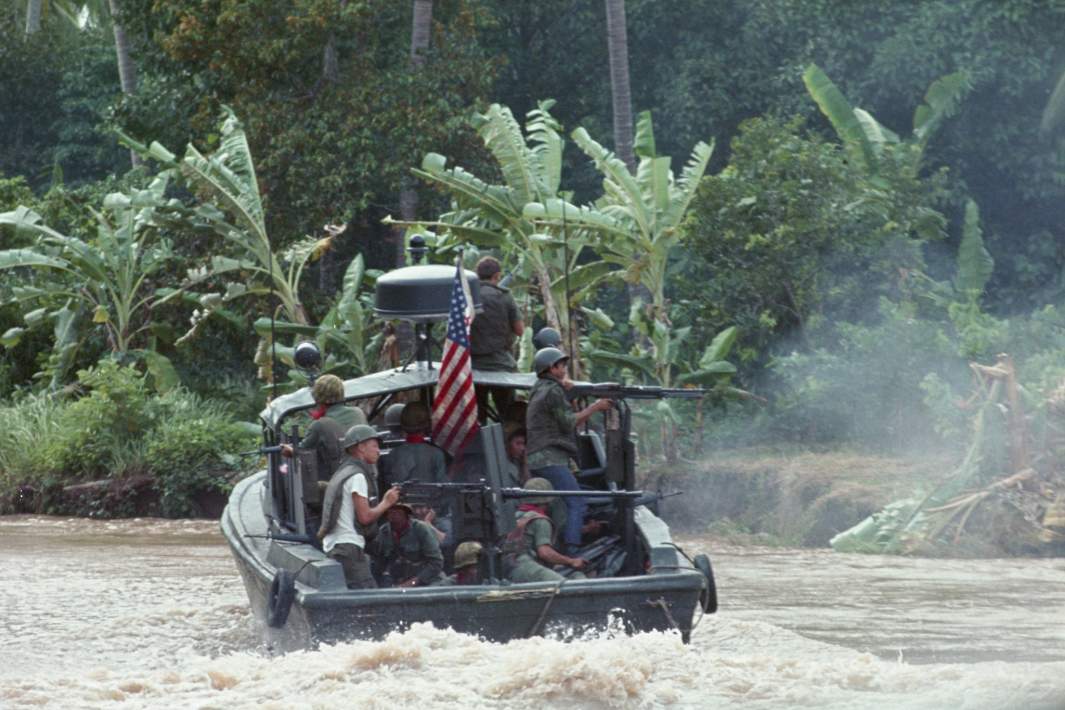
(340, 424, 384, 450)
(532, 347, 568, 376)
(383, 403, 406, 429)
(311, 374, 345, 406)
(533, 327, 562, 350)
(523, 476, 554, 505)
(400, 401, 431, 433)
(453, 541, 483, 569)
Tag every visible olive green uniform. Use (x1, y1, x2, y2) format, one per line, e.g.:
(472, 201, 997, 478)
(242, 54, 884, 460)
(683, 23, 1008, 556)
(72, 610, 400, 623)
(470, 282, 521, 371)
(299, 403, 368, 479)
(375, 519, 445, 586)
(506, 510, 565, 583)
(379, 442, 447, 488)
(525, 378, 578, 469)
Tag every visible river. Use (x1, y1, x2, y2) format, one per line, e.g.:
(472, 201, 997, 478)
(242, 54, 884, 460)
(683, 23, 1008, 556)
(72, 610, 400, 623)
(1, 515, 1063, 709)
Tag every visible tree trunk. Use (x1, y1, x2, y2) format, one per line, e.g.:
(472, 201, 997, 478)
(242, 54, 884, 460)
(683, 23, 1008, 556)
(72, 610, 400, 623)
(317, 2, 350, 294)
(395, 0, 434, 266)
(108, 0, 141, 168)
(25, 0, 41, 35)
(604, 0, 635, 172)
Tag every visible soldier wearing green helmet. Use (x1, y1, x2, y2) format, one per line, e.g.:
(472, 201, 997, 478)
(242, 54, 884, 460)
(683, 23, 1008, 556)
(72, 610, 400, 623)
(317, 424, 401, 589)
(279, 374, 367, 479)
(525, 347, 612, 554)
(502, 477, 586, 583)
(433, 541, 484, 586)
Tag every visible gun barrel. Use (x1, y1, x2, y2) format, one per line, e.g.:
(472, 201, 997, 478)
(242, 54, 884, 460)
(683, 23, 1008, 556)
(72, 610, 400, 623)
(500, 488, 644, 499)
(567, 383, 706, 400)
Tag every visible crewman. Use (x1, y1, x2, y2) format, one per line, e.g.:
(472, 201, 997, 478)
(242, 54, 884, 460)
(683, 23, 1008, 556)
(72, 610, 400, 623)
(502, 422, 527, 487)
(382, 402, 406, 439)
(280, 374, 367, 478)
(502, 477, 585, 583)
(374, 502, 445, 587)
(434, 541, 484, 586)
(532, 326, 562, 350)
(317, 424, 400, 589)
(469, 256, 524, 418)
(378, 402, 447, 488)
(525, 347, 612, 553)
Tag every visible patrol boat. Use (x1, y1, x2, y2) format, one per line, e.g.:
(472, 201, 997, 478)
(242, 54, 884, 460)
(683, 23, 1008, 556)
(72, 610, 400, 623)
(221, 257, 716, 648)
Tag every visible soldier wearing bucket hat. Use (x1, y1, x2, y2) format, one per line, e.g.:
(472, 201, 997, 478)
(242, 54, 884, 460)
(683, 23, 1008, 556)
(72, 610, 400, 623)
(374, 499, 445, 587)
(501, 478, 586, 583)
(317, 424, 400, 589)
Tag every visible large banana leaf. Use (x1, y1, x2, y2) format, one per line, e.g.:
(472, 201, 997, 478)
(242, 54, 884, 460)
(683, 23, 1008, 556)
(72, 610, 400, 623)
(550, 260, 614, 292)
(913, 71, 971, 147)
(0, 248, 71, 272)
(414, 153, 519, 227)
(661, 138, 714, 231)
(585, 349, 657, 381)
(473, 104, 539, 205)
(633, 110, 657, 159)
(571, 126, 652, 238)
(525, 100, 564, 198)
(700, 326, 738, 367)
(802, 64, 877, 173)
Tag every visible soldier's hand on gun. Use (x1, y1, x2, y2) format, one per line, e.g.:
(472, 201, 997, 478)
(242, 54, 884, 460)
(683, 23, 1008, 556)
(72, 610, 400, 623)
(593, 398, 614, 412)
(383, 486, 402, 507)
(569, 557, 587, 570)
(279, 444, 294, 458)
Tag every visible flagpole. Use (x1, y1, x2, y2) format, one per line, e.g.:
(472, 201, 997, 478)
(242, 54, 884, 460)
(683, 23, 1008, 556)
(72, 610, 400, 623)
(562, 200, 573, 378)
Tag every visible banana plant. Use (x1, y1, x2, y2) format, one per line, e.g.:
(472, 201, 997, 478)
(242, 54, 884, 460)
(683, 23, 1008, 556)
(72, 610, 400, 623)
(386, 100, 613, 353)
(118, 107, 326, 330)
(802, 63, 971, 179)
(250, 254, 384, 390)
(525, 110, 714, 388)
(0, 173, 181, 390)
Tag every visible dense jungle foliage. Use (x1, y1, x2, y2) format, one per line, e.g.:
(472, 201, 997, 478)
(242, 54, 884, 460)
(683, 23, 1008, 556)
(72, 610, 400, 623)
(3, 0, 1065, 515)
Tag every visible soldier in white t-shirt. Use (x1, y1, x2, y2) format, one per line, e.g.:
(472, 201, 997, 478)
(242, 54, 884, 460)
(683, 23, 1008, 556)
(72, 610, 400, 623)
(317, 424, 401, 588)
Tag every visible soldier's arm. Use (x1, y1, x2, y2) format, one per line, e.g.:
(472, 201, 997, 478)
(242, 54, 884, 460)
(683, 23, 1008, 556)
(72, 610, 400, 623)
(506, 294, 524, 336)
(354, 483, 401, 526)
(535, 544, 585, 570)
(574, 399, 612, 428)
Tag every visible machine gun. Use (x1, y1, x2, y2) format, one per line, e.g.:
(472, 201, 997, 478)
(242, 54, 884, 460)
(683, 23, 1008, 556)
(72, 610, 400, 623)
(556, 534, 622, 578)
(397, 480, 490, 506)
(238, 444, 283, 457)
(566, 383, 706, 401)
(633, 490, 684, 507)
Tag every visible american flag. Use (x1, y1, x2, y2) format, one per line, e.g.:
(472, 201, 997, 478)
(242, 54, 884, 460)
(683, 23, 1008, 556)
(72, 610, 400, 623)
(431, 258, 479, 456)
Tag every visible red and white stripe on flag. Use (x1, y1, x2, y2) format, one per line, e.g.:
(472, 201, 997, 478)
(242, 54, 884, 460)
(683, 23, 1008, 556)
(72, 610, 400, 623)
(431, 258, 479, 456)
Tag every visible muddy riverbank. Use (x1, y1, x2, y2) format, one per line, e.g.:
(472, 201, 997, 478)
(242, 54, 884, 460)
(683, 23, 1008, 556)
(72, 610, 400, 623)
(645, 450, 955, 548)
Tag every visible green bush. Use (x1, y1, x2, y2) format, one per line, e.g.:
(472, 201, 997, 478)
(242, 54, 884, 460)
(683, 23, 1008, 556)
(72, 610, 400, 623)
(0, 360, 257, 516)
(678, 115, 948, 367)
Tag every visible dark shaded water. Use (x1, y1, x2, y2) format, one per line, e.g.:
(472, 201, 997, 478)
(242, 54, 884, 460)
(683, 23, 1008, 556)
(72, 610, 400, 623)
(1, 515, 1063, 709)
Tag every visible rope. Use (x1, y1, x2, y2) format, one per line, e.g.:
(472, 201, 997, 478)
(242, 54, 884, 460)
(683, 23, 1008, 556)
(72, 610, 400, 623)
(648, 596, 679, 631)
(527, 579, 565, 637)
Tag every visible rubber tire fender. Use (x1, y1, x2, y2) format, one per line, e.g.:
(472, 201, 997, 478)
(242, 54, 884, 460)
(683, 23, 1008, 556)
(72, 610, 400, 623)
(267, 569, 296, 628)
(693, 554, 717, 614)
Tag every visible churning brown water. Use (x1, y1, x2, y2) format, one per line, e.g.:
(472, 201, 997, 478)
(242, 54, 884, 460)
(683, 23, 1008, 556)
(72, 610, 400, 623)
(1, 515, 1063, 709)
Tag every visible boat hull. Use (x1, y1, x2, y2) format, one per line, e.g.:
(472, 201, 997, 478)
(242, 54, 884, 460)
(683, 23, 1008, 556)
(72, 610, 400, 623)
(222, 472, 706, 648)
